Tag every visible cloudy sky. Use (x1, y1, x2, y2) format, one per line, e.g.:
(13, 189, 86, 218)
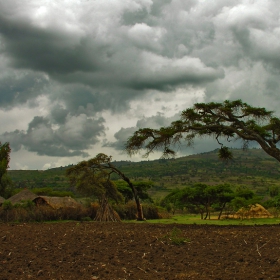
(0, 0, 280, 170)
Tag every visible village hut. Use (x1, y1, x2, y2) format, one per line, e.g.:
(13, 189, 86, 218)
(33, 196, 81, 209)
(235, 204, 272, 219)
(0, 196, 5, 206)
(8, 189, 38, 205)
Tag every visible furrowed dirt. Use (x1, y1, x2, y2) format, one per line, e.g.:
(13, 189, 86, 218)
(1, 222, 280, 279)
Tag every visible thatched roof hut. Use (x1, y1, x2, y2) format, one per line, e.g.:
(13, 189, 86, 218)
(8, 189, 38, 205)
(0, 196, 5, 206)
(33, 196, 80, 209)
(235, 204, 272, 219)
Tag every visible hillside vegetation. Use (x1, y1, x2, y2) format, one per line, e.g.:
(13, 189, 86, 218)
(8, 148, 280, 199)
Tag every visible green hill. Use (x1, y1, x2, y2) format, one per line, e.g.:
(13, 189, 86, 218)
(8, 148, 280, 198)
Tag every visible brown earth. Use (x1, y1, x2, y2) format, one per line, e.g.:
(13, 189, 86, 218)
(1, 222, 280, 280)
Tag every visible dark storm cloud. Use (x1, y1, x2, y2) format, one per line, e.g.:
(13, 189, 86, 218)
(0, 0, 280, 168)
(0, 0, 224, 92)
(0, 70, 49, 108)
(128, 65, 224, 91)
(0, 14, 100, 74)
(2, 115, 105, 157)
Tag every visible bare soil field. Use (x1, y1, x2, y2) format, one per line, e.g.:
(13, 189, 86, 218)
(1, 222, 280, 279)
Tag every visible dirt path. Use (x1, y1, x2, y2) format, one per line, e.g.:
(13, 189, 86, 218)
(1, 222, 280, 279)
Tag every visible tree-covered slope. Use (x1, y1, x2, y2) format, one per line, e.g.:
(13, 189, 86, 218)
(8, 148, 280, 198)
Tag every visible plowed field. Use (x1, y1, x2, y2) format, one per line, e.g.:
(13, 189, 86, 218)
(1, 222, 280, 279)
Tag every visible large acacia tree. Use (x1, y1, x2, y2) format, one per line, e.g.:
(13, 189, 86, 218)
(125, 100, 280, 162)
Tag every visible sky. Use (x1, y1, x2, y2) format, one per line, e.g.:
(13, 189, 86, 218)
(0, 0, 280, 170)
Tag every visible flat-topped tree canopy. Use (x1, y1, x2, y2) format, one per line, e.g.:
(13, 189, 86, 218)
(125, 100, 280, 162)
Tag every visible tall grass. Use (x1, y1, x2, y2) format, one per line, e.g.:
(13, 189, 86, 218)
(0, 203, 98, 223)
(141, 214, 280, 225)
(0, 200, 164, 222)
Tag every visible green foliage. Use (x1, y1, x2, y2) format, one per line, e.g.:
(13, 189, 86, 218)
(115, 181, 134, 203)
(263, 195, 280, 209)
(67, 153, 147, 221)
(113, 201, 161, 220)
(7, 148, 280, 203)
(235, 186, 254, 200)
(218, 146, 233, 162)
(8, 169, 70, 191)
(66, 156, 123, 203)
(32, 187, 74, 197)
(160, 183, 260, 219)
(142, 214, 280, 225)
(13, 200, 35, 209)
(160, 188, 186, 213)
(227, 187, 261, 213)
(2, 200, 12, 210)
(116, 180, 153, 203)
(269, 186, 279, 198)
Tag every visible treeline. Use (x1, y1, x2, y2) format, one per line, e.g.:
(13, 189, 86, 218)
(8, 149, 280, 198)
(160, 183, 280, 219)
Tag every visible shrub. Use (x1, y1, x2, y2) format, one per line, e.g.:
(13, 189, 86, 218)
(2, 200, 13, 210)
(113, 201, 161, 220)
(0, 203, 99, 223)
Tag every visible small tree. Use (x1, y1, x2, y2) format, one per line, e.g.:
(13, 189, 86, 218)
(66, 153, 145, 221)
(125, 100, 280, 162)
(161, 188, 186, 214)
(161, 183, 234, 219)
(66, 158, 123, 221)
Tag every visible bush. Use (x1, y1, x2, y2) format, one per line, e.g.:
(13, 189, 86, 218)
(2, 200, 13, 210)
(0, 203, 99, 223)
(113, 201, 161, 220)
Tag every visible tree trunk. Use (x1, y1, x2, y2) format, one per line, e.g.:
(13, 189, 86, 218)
(204, 211, 208, 220)
(218, 202, 227, 220)
(204, 204, 210, 220)
(109, 164, 145, 221)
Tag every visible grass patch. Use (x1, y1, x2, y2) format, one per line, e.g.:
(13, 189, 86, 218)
(162, 227, 190, 245)
(127, 214, 280, 226)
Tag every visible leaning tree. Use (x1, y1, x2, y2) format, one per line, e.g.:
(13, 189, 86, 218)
(125, 100, 280, 162)
(66, 153, 145, 221)
(66, 159, 123, 221)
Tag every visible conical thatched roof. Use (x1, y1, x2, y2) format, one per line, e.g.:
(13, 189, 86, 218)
(235, 203, 272, 219)
(0, 196, 5, 205)
(33, 196, 80, 209)
(8, 189, 38, 205)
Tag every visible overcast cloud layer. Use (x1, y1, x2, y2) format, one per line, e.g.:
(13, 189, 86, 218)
(0, 0, 280, 169)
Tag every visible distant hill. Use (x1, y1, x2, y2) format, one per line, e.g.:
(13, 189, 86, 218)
(8, 148, 280, 198)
